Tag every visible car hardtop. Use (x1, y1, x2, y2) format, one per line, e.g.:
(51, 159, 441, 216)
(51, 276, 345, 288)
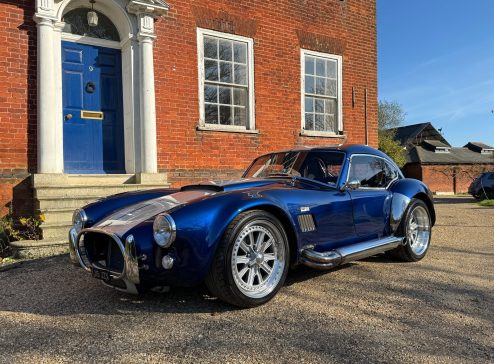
(254, 144, 393, 160)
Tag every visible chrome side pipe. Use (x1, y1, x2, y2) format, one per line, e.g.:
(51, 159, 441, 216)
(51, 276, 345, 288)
(301, 236, 403, 270)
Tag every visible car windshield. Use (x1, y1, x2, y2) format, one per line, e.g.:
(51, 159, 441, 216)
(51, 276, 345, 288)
(244, 151, 345, 186)
(244, 152, 303, 178)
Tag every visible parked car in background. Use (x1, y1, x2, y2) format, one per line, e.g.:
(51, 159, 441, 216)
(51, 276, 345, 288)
(68, 145, 435, 307)
(468, 172, 494, 200)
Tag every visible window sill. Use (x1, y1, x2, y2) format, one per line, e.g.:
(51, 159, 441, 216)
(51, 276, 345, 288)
(300, 130, 346, 138)
(196, 125, 260, 134)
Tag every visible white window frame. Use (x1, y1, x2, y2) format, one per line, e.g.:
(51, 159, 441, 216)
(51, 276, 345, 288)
(300, 49, 343, 136)
(197, 28, 256, 132)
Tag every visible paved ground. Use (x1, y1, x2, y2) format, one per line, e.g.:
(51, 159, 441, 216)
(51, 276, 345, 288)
(0, 196, 493, 363)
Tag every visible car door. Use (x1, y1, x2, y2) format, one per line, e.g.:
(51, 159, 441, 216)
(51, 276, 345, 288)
(295, 151, 357, 251)
(346, 155, 397, 241)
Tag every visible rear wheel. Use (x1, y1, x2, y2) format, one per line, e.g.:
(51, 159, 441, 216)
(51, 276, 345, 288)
(389, 199, 432, 262)
(205, 210, 290, 308)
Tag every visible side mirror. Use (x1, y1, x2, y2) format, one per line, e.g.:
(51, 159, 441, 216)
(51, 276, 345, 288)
(342, 179, 361, 191)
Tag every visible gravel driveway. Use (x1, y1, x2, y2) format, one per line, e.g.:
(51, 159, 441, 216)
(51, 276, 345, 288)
(0, 196, 493, 363)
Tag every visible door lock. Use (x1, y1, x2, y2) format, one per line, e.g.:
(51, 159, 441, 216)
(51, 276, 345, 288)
(65, 114, 73, 121)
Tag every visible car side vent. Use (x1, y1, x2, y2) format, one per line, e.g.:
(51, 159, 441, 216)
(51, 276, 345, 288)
(298, 214, 316, 232)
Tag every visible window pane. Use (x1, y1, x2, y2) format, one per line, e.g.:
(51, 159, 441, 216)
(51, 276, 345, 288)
(326, 59, 337, 78)
(315, 99, 324, 113)
(305, 113, 314, 130)
(204, 37, 217, 59)
(205, 60, 218, 81)
(305, 56, 315, 75)
(234, 107, 247, 126)
(316, 58, 325, 76)
(305, 76, 314, 94)
(305, 97, 313, 112)
(316, 77, 325, 95)
(218, 39, 232, 61)
(326, 79, 337, 97)
(234, 88, 247, 106)
(220, 105, 232, 125)
(325, 115, 336, 132)
(234, 42, 247, 64)
(204, 85, 217, 103)
(325, 99, 336, 114)
(219, 61, 232, 83)
(219, 87, 231, 104)
(205, 104, 218, 124)
(349, 156, 387, 188)
(234, 64, 247, 85)
(315, 114, 325, 131)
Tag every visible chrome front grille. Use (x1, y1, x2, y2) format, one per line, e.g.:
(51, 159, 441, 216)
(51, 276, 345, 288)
(298, 214, 316, 232)
(78, 232, 125, 276)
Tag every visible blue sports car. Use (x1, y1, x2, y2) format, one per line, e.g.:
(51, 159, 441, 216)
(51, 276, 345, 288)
(69, 145, 435, 307)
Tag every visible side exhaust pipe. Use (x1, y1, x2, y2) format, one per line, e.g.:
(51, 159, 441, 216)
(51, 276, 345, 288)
(301, 236, 403, 270)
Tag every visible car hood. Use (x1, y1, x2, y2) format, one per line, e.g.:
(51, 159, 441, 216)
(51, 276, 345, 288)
(92, 178, 287, 236)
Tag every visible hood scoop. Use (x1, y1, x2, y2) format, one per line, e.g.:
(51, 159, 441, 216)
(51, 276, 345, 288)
(181, 184, 224, 192)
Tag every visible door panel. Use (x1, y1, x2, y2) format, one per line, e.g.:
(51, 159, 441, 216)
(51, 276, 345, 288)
(62, 41, 125, 174)
(348, 189, 392, 240)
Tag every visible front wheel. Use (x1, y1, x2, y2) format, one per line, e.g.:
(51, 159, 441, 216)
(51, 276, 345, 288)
(205, 210, 290, 308)
(389, 199, 432, 262)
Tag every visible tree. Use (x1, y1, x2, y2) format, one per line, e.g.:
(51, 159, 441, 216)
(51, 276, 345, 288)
(378, 100, 407, 167)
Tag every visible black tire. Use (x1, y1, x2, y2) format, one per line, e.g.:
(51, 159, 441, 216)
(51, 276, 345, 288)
(205, 210, 290, 308)
(387, 199, 432, 262)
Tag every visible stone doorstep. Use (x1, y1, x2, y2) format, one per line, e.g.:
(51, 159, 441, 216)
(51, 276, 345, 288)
(10, 239, 69, 260)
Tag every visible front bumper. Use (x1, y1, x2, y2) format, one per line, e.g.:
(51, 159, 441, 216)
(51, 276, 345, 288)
(69, 227, 140, 293)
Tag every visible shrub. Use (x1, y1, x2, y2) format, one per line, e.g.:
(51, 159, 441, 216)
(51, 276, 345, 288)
(0, 214, 44, 257)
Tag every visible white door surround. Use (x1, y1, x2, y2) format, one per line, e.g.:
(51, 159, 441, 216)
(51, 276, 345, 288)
(33, 0, 169, 174)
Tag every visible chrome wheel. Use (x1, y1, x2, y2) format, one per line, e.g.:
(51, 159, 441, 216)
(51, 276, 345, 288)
(231, 220, 286, 299)
(407, 205, 431, 256)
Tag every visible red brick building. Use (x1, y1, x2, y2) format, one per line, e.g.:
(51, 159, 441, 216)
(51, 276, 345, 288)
(393, 123, 494, 194)
(0, 0, 377, 239)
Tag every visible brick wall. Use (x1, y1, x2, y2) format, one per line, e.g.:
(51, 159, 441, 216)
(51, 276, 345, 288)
(408, 164, 494, 194)
(0, 1, 36, 216)
(154, 0, 377, 186)
(0, 0, 377, 213)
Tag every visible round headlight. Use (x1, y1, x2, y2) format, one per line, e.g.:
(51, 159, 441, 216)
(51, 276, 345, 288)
(72, 209, 87, 235)
(153, 214, 176, 248)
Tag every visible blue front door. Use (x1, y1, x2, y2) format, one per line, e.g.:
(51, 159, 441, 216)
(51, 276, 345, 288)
(62, 41, 125, 173)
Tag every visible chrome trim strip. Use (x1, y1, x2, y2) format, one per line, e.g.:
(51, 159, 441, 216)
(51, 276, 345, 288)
(76, 228, 140, 285)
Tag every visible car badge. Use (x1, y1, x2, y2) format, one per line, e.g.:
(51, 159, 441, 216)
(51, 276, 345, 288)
(300, 206, 310, 212)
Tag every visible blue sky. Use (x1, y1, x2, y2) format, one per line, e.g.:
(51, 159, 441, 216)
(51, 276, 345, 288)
(377, 0, 494, 147)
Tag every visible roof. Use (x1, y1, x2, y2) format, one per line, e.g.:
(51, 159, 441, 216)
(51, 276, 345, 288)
(390, 122, 451, 147)
(407, 145, 494, 165)
(422, 139, 450, 150)
(272, 144, 391, 158)
(464, 142, 494, 152)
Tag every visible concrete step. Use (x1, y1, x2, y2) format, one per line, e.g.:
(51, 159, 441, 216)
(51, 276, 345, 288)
(33, 174, 137, 187)
(40, 222, 72, 240)
(38, 207, 75, 224)
(36, 196, 107, 210)
(34, 184, 166, 199)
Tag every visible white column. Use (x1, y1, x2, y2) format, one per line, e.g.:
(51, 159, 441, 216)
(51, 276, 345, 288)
(139, 35, 158, 173)
(35, 16, 59, 173)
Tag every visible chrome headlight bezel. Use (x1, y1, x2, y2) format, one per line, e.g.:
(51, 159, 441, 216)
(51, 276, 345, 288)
(153, 213, 176, 248)
(72, 209, 87, 235)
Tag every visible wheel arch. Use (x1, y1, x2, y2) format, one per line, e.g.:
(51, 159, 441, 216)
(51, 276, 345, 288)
(412, 192, 436, 226)
(241, 204, 299, 267)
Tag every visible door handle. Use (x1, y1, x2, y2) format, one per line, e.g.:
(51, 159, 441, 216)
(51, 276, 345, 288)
(65, 114, 73, 121)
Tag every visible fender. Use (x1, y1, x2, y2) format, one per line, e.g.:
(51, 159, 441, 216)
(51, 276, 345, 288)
(389, 178, 435, 233)
(167, 190, 300, 285)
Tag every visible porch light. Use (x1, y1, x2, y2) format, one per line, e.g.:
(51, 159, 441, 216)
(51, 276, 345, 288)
(87, 0, 98, 27)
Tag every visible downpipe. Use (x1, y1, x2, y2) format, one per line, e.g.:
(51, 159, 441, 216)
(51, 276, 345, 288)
(300, 236, 403, 270)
